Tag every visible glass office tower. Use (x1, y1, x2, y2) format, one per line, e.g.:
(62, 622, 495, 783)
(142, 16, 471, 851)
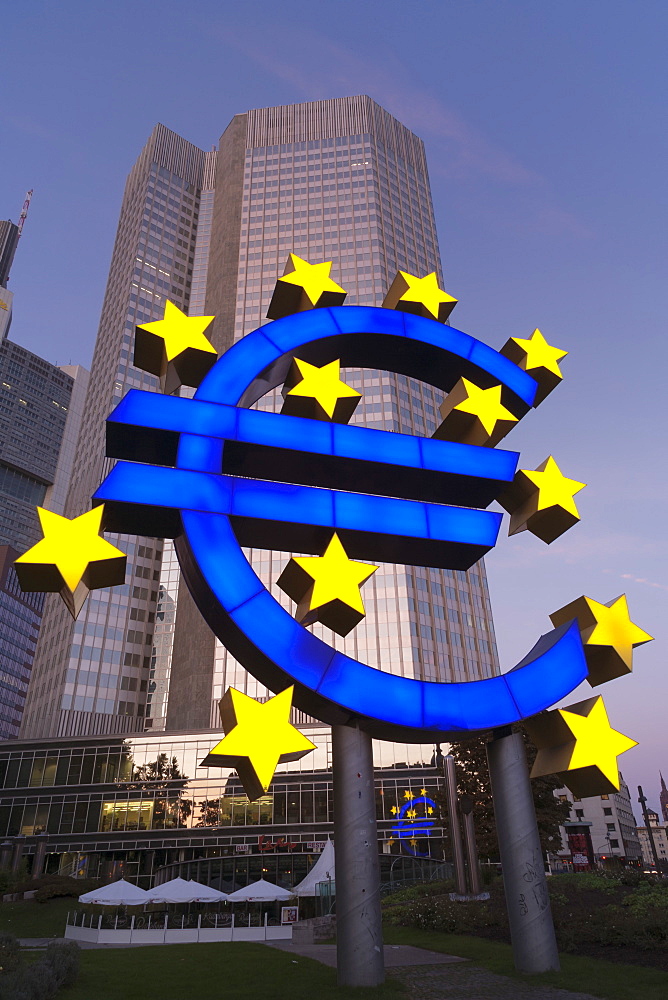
(165, 97, 500, 733)
(22, 99, 499, 744)
(20, 126, 205, 738)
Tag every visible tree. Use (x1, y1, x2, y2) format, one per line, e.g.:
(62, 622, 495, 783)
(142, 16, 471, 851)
(440, 729, 571, 861)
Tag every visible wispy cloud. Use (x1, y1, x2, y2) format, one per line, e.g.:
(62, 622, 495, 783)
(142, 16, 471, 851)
(620, 573, 668, 592)
(218, 23, 592, 239)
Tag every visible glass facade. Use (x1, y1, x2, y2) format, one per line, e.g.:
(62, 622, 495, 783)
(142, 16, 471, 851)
(22, 100, 499, 751)
(20, 127, 205, 739)
(0, 730, 445, 887)
(0, 548, 42, 739)
(0, 339, 73, 553)
(204, 100, 499, 731)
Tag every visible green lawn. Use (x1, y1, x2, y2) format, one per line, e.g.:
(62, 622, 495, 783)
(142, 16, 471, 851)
(60, 943, 403, 1000)
(0, 898, 72, 937)
(383, 926, 668, 1000)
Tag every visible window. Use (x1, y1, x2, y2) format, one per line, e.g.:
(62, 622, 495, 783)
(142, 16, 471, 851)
(606, 823, 616, 831)
(603, 807, 612, 816)
(609, 839, 619, 848)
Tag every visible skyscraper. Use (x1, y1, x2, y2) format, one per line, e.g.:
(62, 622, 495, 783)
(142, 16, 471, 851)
(166, 97, 499, 732)
(21, 98, 499, 743)
(20, 127, 205, 738)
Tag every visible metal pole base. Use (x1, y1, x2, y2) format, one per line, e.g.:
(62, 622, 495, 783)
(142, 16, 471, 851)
(332, 724, 385, 987)
(487, 728, 560, 974)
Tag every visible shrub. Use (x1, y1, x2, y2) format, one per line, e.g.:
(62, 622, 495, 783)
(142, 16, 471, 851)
(44, 942, 80, 988)
(0, 962, 58, 1000)
(0, 934, 20, 974)
(0, 941, 80, 1000)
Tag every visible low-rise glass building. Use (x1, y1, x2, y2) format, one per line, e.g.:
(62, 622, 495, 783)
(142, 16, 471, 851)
(0, 728, 446, 889)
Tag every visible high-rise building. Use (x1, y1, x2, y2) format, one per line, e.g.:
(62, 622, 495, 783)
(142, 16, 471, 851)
(0, 340, 74, 552)
(0, 220, 19, 294)
(0, 545, 43, 740)
(166, 96, 500, 732)
(20, 126, 205, 739)
(0, 347, 89, 739)
(22, 98, 499, 744)
(660, 773, 668, 823)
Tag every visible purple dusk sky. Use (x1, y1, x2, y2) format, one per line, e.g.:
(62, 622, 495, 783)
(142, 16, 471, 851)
(2, 1, 666, 813)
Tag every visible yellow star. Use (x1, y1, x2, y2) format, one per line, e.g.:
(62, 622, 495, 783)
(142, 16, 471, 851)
(387, 837, 395, 846)
(277, 532, 377, 637)
(390, 806, 399, 815)
(407, 809, 417, 819)
(409, 838, 418, 847)
(383, 270, 457, 323)
(550, 594, 653, 686)
(501, 329, 567, 405)
(201, 687, 316, 801)
(419, 788, 428, 797)
(14, 506, 126, 618)
(527, 696, 637, 797)
(404, 790, 415, 801)
(281, 357, 361, 423)
(427, 806, 434, 816)
(434, 378, 519, 447)
(267, 254, 346, 319)
(499, 456, 586, 544)
(134, 300, 217, 393)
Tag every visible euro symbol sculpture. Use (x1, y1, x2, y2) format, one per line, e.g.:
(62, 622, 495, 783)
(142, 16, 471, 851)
(94, 304, 589, 741)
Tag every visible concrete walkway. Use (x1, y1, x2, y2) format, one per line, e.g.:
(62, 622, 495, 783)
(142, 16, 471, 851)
(267, 941, 466, 967)
(266, 942, 602, 1000)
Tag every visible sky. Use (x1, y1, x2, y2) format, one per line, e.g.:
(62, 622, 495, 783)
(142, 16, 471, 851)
(1, 1, 667, 814)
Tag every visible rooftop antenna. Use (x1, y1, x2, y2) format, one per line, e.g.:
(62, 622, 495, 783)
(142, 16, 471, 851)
(17, 190, 33, 238)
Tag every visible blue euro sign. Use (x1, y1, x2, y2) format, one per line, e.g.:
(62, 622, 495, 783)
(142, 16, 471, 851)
(95, 306, 587, 740)
(390, 794, 439, 858)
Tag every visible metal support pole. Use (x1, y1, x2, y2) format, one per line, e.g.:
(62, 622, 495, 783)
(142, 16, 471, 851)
(487, 728, 560, 973)
(443, 755, 467, 895)
(332, 723, 384, 988)
(461, 805, 482, 896)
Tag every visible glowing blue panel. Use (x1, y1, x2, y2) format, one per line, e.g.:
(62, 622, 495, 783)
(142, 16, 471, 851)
(317, 653, 424, 730)
(230, 477, 335, 530)
(333, 490, 428, 540)
(96, 463, 498, 552)
(178, 434, 223, 473)
(419, 436, 518, 482)
(109, 390, 236, 439)
(94, 464, 233, 517)
(426, 503, 501, 546)
(469, 339, 537, 407)
(332, 421, 421, 469)
(330, 305, 406, 338)
(181, 511, 264, 612)
(505, 620, 587, 719)
(237, 406, 334, 456)
(196, 329, 279, 406)
(403, 312, 476, 360)
(230, 590, 336, 692)
(261, 308, 341, 353)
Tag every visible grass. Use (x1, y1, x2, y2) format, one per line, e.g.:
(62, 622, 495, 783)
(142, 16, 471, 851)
(60, 943, 403, 1000)
(383, 925, 668, 1000)
(0, 898, 72, 937)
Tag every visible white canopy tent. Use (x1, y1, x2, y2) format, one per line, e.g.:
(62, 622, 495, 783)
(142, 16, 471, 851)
(146, 878, 228, 903)
(292, 840, 335, 897)
(227, 879, 294, 902)
(78, 879, 149, 906)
